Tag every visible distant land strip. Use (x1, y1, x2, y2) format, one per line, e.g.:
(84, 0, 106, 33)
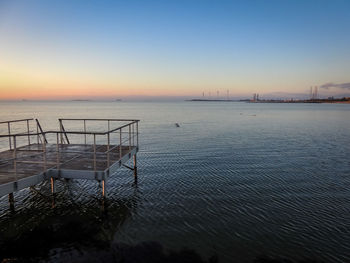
(188, 97, 350, 103)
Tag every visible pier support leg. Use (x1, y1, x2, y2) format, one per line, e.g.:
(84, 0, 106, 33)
(8, 193, 14, 210)
(102, 180, 105, 198)
(50, 177, 55, 195)
(133, 155, 138, 181)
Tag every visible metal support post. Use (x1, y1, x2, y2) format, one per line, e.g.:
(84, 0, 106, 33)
(50, 177, 55, 194)
(102, 180, 105, 198)
(133, 154, 138, 180)
(13, 136, 17, 182)
(8, 122, 11, 150)
(9, 193, 14, 210)
(119, 128, 122, 159)
(93, 134, 96, 172)
(27, 119, 31, 145)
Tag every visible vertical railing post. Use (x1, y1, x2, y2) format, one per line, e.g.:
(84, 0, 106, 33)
(93, 134, 96, 172)
(129, 124, 131, 151)
(136, 121, 139, 150)
(119, 128, 122, 159)
(84, 120, 87, 144)
(132, 122, 135, 147)
(8, 122, 12, 150)
(56, 133, 60, 169)
(26, 119, 31, 145)
(133, 154, 137, 180)
(43, 135, 47, 173)
(107, 133, 110, 168)
(59, 119, 63, 144)
(36, 122, 39, 145)
(13, 136, 17, 181)
(102, 180, 105, 198)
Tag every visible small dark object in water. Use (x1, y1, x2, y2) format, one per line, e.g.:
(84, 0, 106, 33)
(175, 123, 180, 127)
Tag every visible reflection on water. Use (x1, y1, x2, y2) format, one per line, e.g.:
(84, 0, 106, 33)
(0, 179, 138, 262)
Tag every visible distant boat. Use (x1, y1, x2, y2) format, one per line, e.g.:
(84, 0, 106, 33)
(175, 123, 180, 127)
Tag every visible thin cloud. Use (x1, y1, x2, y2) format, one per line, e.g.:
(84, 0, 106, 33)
(320, 82, 350, 89)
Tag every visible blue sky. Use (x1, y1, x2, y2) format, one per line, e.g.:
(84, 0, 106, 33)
(1, 0, 350, 99)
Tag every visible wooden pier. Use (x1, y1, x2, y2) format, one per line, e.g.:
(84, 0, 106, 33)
(0, 118, 139, 204)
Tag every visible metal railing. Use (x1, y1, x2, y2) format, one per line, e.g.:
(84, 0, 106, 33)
(0, 118, 139, 182)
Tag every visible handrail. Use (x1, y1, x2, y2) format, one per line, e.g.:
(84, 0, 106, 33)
(59, 118, 139, 122)
(0, 118, 33, 124)
(0, 120, 140, 138)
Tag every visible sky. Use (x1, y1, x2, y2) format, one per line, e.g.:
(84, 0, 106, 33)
(0, 0, 350, 100)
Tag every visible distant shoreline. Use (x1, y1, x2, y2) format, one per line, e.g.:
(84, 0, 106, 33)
(187, 98, 350, 104)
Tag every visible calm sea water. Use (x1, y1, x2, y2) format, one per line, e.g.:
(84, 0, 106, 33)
(0, 101, 349, 262)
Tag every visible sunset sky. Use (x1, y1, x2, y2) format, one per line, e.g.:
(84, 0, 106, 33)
(1, 0, 350, 100)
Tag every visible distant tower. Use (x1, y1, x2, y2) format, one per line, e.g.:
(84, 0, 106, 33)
(202, 92, 204, 97)
(257, 93, 259, 101)
(217, 90, 219, 99)
(310, 86, 313, 99)
(314, 86, 318, 99)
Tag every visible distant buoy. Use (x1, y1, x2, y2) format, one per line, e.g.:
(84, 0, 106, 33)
(175, 123, 180, 127)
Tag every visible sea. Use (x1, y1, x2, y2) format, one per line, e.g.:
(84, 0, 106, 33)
(0, 101, 349, 263)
